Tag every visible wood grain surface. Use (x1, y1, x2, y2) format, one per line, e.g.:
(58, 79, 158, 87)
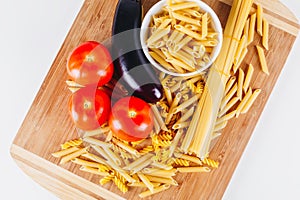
(10, 0, 299, 199)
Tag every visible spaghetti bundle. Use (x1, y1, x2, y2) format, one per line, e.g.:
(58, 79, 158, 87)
(181, 0, 254, 158)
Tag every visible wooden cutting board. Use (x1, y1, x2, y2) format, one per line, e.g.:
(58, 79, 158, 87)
(10, 0, 299, 199)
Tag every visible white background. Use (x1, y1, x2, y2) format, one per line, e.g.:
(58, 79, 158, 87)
(0, 0, 299, 199)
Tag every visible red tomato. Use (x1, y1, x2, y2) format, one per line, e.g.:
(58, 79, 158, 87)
(67, 41, 114, 86)
(69, 85, 111, 130)
(109, 97, 154, 142)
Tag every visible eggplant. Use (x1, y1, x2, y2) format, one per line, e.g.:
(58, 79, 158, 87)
(112, 0, 163, 104)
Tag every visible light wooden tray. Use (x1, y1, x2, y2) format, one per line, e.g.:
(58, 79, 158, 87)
(10, 0, 299, 199)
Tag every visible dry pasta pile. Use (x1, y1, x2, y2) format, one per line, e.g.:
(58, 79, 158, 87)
(52, 72, 221, 198)
(147, 0, 220, 73)
(52, 0, 271, 198)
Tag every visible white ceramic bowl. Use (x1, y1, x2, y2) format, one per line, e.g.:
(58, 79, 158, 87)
(140, 0, 223, 77)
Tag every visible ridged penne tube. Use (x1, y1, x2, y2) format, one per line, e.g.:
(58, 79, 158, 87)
(172, 12, 201, 26)
(177, 106, 195, 123)
(233, 47, 248, 74)
(218, 97, 239, 117)
(256, 4, 263, 36)
(60, 147, 88, 164)
(174, 24, 202, 40)
(243, 18, 249, 37)
(237, 68, 245, 99)
(168, 2, 199, 11)
(102, 146, 122, 166)
(145, 175, 178, 186)
(213, 121, 228, 132)
(137, 172, 154, 193)
(176, 167, 211, 173)
(112, 138, 140, 157)
(256, 45, 269, 75)
(83, 137, 112, 148)
(216, 110, 236, 125)
(183, 9, 202, 18)
(128, 181, 161, 188)
(106, 161, 136, 183)
(174, 152, 202, 165)
(172, 121, 190, 129)
(241, 89, 261, 114)
(151, 105, 169, 131)
(130, 158, 153, 175)
(83, 126, 110, 138)
(142, 168, 176, 177)
(79, 166, 109, 177)
(151, 162, 173, 170)
(153, 117, 161, 134)
(169, 129, 183, 157)
(262, 18, 269, 50)
(243, 64, 254, 93)
(91, 145, 112, 162)
(52, 146, 79, 158)
(234, 35, 247, 65)
(173, 93, 201, 114)
(149, 51, 175, 71)
(236, 87, 253, 117)
(147, 25, 171, 45)
(169, 50, 195, 67)
(185, 24, 201, 31)
(123, 153, 154, 171)
(138, 184, 171, 198)
(71, 158, 102, 168)
(224, 76, 236, 95)
(220, 83, 237, 111)
(202, 12, 208, 38)
(81, 152, 107, 165)
(248, 13, 256, 44)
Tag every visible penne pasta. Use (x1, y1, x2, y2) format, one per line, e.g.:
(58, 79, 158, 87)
(168, 2, 199, 11)
(138, 184, 171, 198)
(137, 173, 154, 193)
(172, 12, 201, 26)
(236, 87, 253, 117)
(243, 64, 254, 93)
(202, 12, 208, 38)
(173, 93, 201, 113)
(79, 166, 109, 177)
(256, 45, 269, 75)
(237, 68, 245, 100)
(60, 147, 88, 164)
(145, 175, 178, 186)
(52, 146, 79, 158)
(176, 167, 211, 173)
(248, 13, 256, 44)
(241, 89, 261, 113)
(83, 126, 110, 137)
(262, 18, 269, 50)
(174, 152, 202, 165)
(83, 137, 112, 148)
(256, 4, 263, 36)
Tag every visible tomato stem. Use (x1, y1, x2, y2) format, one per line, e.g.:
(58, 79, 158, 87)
(128, 110, 137, 118)
(84, 100, 92, 109)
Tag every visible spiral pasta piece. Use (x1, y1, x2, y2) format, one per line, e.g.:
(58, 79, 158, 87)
(113, 176, 128, 193)
(158, 132, 174, 141)
(114, 171, 127, 184)
(139, 146, 154, 155)
(60, 138, 83, 149)
(173, 158, 190, 167)
(152, 135, 172, 147)
(98, 164, 111, 172)
(202, 158, 219, 168)
(99, 173, 114, 185)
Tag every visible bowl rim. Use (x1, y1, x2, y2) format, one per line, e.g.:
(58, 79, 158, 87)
(140, 0, 223, 77)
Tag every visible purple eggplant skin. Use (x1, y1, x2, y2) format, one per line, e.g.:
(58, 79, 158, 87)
(112, 0, 163, 104)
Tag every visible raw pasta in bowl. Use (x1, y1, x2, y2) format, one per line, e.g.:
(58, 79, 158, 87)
(140, 0, 223, 77)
